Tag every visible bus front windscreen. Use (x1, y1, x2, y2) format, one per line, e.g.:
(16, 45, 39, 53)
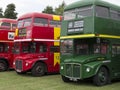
(61, 39, 73, 55)
(18, 18, 32, 28)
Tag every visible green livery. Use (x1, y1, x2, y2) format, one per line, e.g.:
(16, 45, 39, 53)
(60, 0, 120, 86)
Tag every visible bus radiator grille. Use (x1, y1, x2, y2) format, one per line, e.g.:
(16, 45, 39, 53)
(65, 63, 80, 79)
(15, 60, 22, 70)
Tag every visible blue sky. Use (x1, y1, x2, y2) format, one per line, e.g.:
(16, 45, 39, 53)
(0, 0, 120, 17)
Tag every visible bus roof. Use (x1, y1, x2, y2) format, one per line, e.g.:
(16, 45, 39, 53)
(18, 12, 62, 20)
(65, 0, 120, 11)
(0, 18, 17, 23)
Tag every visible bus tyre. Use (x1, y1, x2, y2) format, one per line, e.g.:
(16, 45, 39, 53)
(61, 75, 70, 82)
(31, 62, 45, 77)
(0, 60, 8, 72)
(93, 67, 109, 86)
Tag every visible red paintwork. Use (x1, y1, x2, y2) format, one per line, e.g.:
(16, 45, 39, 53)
(18, 12, 53, 20)
(0, 18, 16, 24)
(0, 18, 17, 69)
(0, 30, 15, 69)
(13, 12, 62, 74)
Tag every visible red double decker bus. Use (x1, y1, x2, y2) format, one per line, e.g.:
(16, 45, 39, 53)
(13, 12, 62, 76)
(0, 18, 17, 71)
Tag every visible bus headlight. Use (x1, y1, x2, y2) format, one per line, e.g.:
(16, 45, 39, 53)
(25, 62, 29, 66)
(13, 61, 15, 65)
(86, 67, 91, 72)
(61, 66, 64, 70)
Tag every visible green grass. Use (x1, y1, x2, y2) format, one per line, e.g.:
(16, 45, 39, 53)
(0, 71, 120, 90)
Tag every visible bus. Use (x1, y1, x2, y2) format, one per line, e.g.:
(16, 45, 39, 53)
(0, 18, 16, 71)
(60, 0, 120, 86)
(13, 12, 62, 76)
(0, 18, 17, 30)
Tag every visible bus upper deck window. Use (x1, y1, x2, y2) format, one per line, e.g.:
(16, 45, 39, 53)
(77, 6, 93, 18)
(1, 22, 10, 29)
(34, 18, 48, 26)
(110, 10, 119, 20)
(50, 20, 61, 27)
(95, 6, 109, 18)
(12, 23, 17, 29)
(64, 6, 93, 20)
(18, 20, 24, 28)
(24, 18, 32, 27)
(64, 10, 76, 20)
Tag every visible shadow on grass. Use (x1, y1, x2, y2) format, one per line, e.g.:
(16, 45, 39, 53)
(14, 71, 60, 78)
(62, 78, 120, 87)
(7, 70, 120, 87)
(63, 79, 95, 87)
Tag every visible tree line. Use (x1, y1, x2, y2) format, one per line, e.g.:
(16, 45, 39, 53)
(0, 1, 65, 19)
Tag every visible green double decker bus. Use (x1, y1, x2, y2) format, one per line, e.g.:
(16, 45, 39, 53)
(60, 0, 120, 86)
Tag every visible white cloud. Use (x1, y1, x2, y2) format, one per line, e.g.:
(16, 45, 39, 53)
(0, 0, 120, 17)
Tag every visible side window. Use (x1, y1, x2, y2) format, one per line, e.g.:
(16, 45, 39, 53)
(39, 45, 47, 53)
(94, 44, 100, 54)
(101, 44, 107, 54)
(1, 22, 11, 29)
(50, 46, 60, 53)
(0, 44, 4, 52)
(112, 44, 120, 55)
(77, 6, 93, 18)
(29, 43, 36, 53)
(1, 22, 10, 27)
(12, 23, 17, 30)
(34, 18, 48, 26)
(14, 43, 20, 54)
(50, 20, 57, 27)
(22, 43, 29, 53)
(49, 20, 61, 27)
(18, 20, 24, 28)
(110, 10, 120, 20)
(4, 44, 9, 52)
(57, 21, 61, 27)
(94, 44, 108, 54)
(24, 18, 32, 27)
(95, 6, 109, 18)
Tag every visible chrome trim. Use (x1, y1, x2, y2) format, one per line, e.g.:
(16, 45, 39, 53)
(64, 63, 81, 80)
(39, 58, 48, 60)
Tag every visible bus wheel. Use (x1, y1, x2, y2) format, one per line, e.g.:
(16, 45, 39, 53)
(0, 60, 8, 72)
(31, 62, 45, 77)
(61, 75, 70, 82)
(93, 67, 109, 86)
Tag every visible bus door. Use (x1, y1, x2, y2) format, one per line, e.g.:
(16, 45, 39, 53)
(111, 44, 120, 77)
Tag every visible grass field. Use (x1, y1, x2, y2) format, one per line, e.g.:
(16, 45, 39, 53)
(0, 71, 120, 90)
